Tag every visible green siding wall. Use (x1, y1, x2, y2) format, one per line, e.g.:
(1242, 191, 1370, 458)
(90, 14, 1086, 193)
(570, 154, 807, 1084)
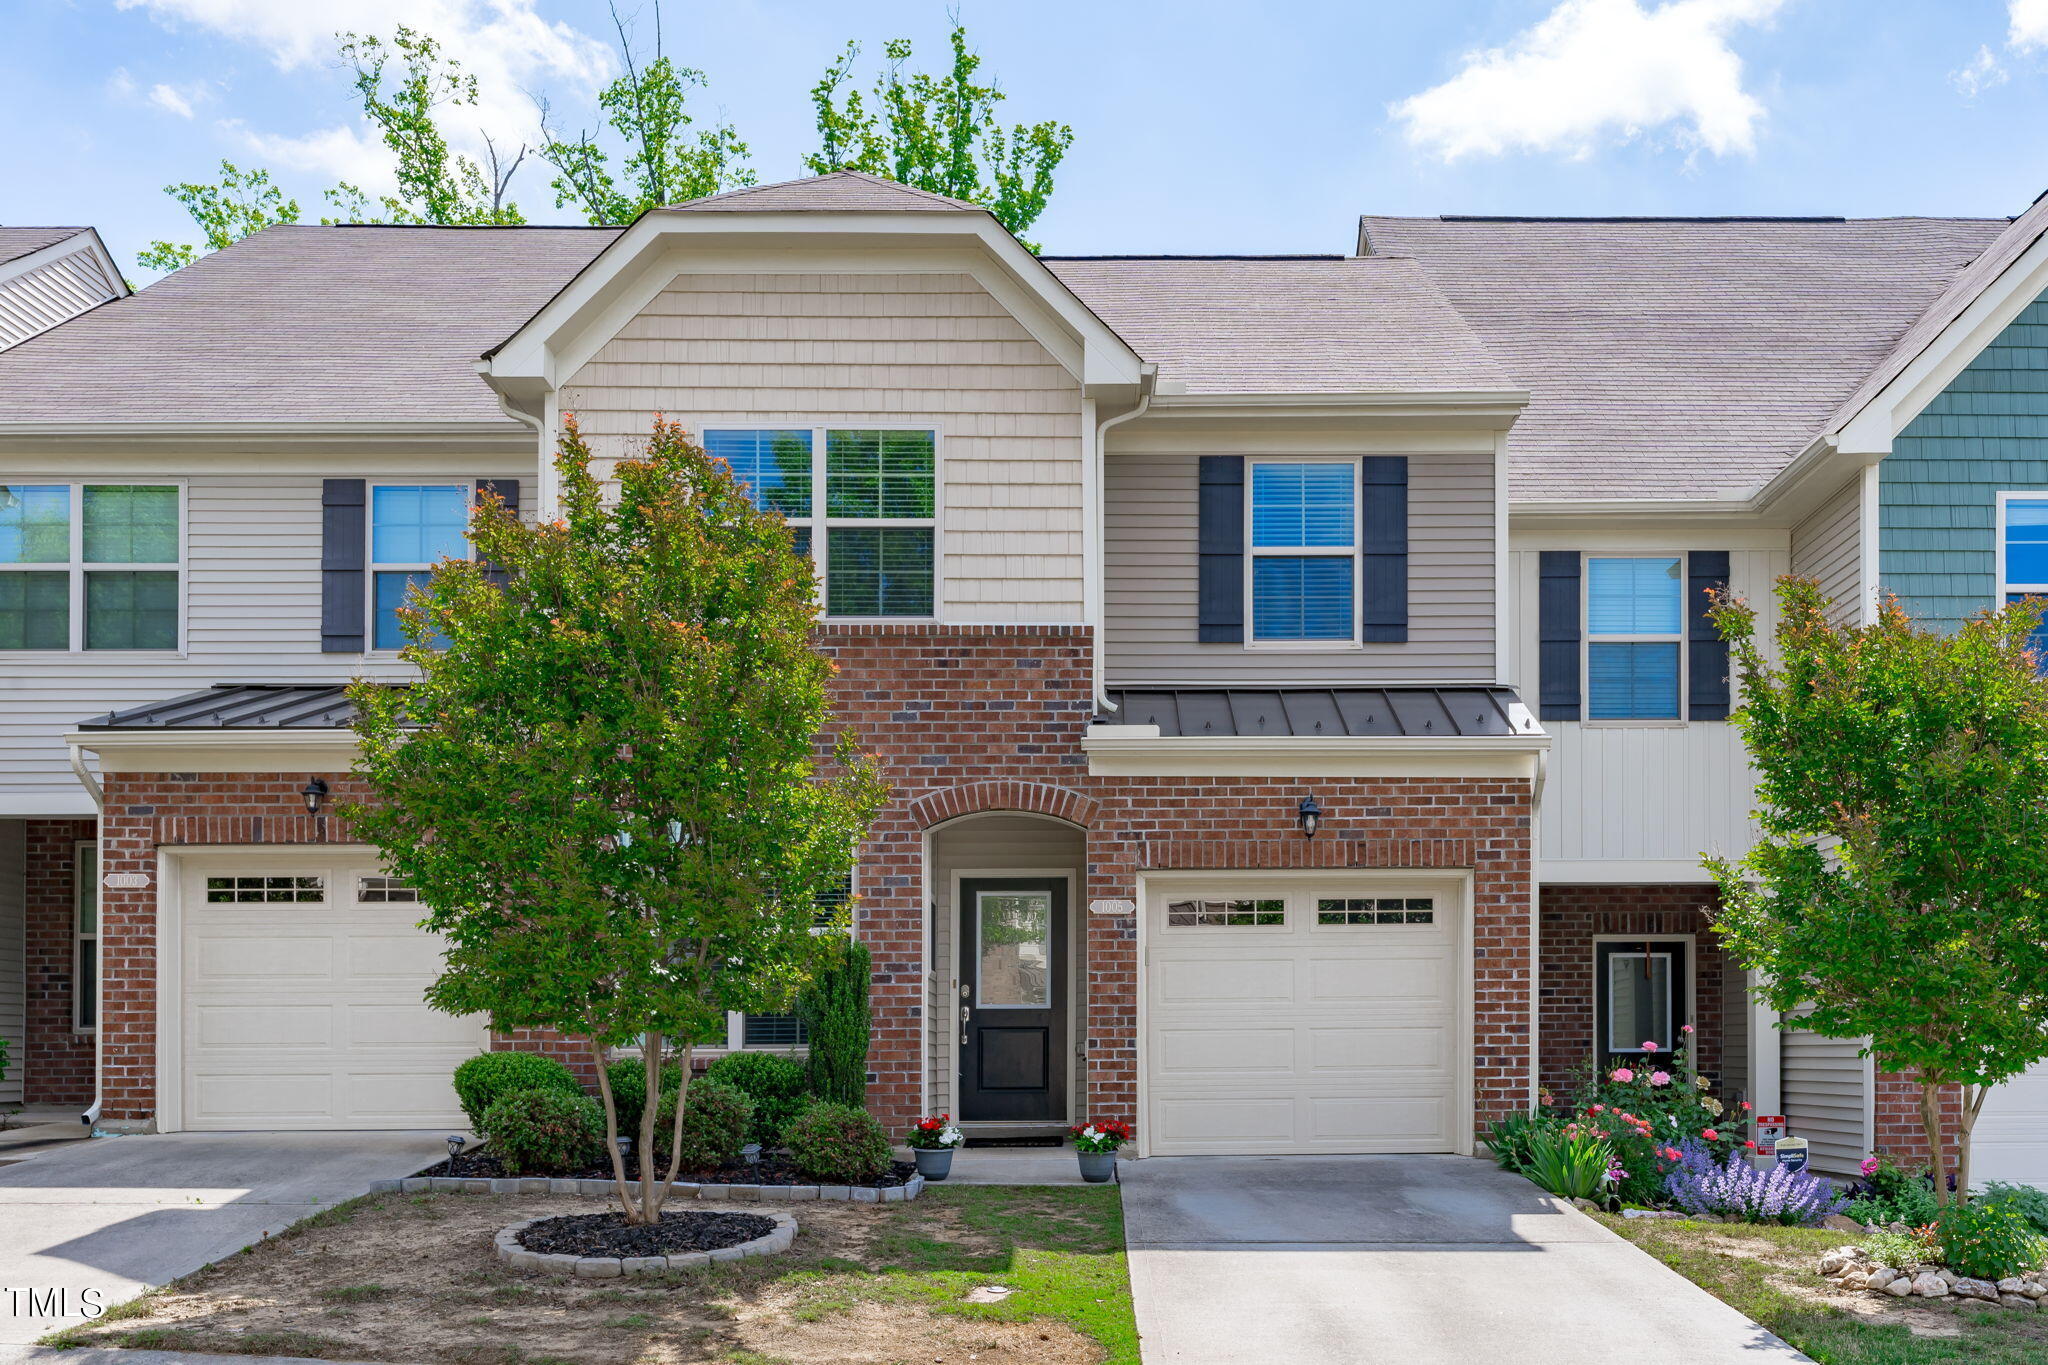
(1881, 293, 2048, 630)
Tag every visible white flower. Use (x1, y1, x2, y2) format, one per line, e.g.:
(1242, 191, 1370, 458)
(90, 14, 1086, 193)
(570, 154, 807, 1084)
(940, 1126, 963, 1147)
(1082, 1126, 1101, 1141)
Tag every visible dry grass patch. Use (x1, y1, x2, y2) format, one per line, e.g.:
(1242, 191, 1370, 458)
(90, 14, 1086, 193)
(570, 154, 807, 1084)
(48, 1187, 1135, 1365)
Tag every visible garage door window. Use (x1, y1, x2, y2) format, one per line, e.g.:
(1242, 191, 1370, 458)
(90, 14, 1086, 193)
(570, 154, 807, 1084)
(356, 876, 418, 903)
(1166, 897, 1284, 927)
(205, 875, 325, 903)
(1317, 897, 1435, 925)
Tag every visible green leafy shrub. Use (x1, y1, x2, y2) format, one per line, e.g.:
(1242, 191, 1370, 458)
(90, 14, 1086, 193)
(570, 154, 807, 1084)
(1844, 1154, 1940, 1228)
(1937, 1198, 2047, 1281)
(1486, 1108, 1554, 1173)
(602, 1057, 683, 1139)
(800, 937, 871, 1108)
(452, 1052, 582, 1130)
(1861, 1227, 1940, 1269)
(783, 1101, 892, 1183)
(652, 1079, 754, 1172)
(1981, 1181, 2048, 1235)
(1524, 1128, 1615, 1201)
(704, 1051, 810, 1147)
(480, 1087, 605, 1176)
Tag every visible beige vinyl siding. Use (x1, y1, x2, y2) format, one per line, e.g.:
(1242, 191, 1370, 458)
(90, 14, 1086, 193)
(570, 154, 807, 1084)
(927, 814, 1085, 1119)
(1790, 476, 1863, 625)
(561, 272, 1086, 623)
(0, 820, 23, 1104)
(1723, 966, 1752, 1103)
(0, 467, 526, 814)
(0, 246, 119, 351)
(1781, 1019, 1870, 1174)
(1104, 446, 1496, 683)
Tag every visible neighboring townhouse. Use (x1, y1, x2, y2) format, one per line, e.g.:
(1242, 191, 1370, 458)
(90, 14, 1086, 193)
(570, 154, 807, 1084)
(0, 171, 2039, 1179)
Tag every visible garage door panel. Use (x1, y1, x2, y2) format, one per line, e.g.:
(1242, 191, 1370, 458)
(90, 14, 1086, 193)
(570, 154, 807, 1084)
(1307, 1026, 1448, 1072)
(192, 1004, 334, 1049)
(343, 1070, 472, 1124)
(345, 1004, 479, 1048)
(190, 1072, 336, 1121)
(193, 935, 334, 982)
(1152, 957, 1294, 1005)
(1975, 1063, 2048, 1187)
(1154, 1027, 1294, 1074)
(1308, 954, 1450, 1001)
(1308, 1096, 1450, 1146)
(345, 932, 447, 982)
(1154, 1096, 1298, 1149)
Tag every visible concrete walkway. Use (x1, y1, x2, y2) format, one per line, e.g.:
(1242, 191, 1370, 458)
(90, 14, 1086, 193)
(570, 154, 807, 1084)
(0, 1130, 447, 1350)
(1121, 1155, 1812, 1365)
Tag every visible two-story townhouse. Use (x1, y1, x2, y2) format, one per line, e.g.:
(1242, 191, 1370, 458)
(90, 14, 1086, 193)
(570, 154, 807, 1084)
(0, 171, 2037, 1178)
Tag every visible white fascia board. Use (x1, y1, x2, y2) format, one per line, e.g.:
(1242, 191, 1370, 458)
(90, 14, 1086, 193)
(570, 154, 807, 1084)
(485, 210, 1143, 396)
(1080, 733, 1549, 779)
(67, 728, 361, 773)
(1145, 391, 1528, 426)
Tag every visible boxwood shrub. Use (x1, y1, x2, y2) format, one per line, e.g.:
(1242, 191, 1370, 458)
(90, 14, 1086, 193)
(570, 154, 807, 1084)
(784, 1102, 892, 1183)
(602, 1057, 684, 1138)
(452, 1051, 582, 1131)
(652, 1079, 755, 1173)
(480, 1087, 605, 1176)
(704, 1051, 809, 1147)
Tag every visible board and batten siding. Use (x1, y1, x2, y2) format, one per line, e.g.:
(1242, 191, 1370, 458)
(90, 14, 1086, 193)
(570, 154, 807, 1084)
(1507, 546, 1779, 867)
(0, 819, 23, 1104)
(1882, 289, 2048, 632)
(1790, 476, 1864, 625)
(1103, 442, 1496, 683)
(560, 272, 1085, 623)
(0, 468, 526, 815)
(1780, 1017, 1871, 1174)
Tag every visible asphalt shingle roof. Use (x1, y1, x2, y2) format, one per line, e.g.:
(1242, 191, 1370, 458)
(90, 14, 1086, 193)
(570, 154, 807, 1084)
(1360, 215, 2008, 501)
(667, 169, 984, 214)
(0, 227, 84, 267)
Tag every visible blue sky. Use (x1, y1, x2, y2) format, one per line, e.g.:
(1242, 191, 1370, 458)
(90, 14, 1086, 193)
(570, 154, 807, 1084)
(8, 0, 2048, 278)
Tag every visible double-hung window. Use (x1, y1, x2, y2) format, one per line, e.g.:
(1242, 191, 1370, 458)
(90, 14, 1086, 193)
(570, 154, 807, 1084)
(1585, 557, 1684, 719)
(369, 484, 469, 649)
(1248, 459, 1357, 644)
(1997, 493, 2048, 668)
(703, 427, 936, 618)
(0, 483, 181, 651)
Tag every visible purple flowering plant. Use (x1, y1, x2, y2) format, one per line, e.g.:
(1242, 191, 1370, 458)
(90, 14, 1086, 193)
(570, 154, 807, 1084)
(1663, 1139, 1849, 1225)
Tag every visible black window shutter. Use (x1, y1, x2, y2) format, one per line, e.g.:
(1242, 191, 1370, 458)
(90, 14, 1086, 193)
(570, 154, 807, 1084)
(1359, 456, 1409, 643)
(320, 479, 367, 653)
(1688, 550, 1732, 720)
(1197, 455, 1245, 643)
(475, 479, 520, 589)
(1538, 550, 1582, 720)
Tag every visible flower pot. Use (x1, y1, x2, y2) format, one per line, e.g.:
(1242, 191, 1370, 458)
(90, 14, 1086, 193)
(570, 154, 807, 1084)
(914, 1147, 955, 1181)
(1077, 1151, 1117, 1183)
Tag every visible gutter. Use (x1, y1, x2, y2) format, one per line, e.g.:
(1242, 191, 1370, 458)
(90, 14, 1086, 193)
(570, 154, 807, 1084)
(67, 740, 103, 811)
(1089, 366, 1157, 713)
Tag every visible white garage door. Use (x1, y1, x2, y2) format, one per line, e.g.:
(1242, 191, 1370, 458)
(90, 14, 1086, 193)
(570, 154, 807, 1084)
(1143, 875, 1466, 1156)
(1975, 1062, 2048, 1189)
(178, 854, 487, 1131)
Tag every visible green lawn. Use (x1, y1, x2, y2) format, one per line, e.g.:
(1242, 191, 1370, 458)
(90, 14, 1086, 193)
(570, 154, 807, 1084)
(1596, 1213, 2048, 1365)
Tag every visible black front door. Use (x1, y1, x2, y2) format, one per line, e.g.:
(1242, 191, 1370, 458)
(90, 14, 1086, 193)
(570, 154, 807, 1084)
(958, 878, 1067, 1122)
(1595, 939, 1692, 1070)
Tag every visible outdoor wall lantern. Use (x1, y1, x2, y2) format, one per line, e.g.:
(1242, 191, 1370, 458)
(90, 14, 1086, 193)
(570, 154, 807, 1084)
(1297, 794, 1323, 838)
(301, 777, 330, 815)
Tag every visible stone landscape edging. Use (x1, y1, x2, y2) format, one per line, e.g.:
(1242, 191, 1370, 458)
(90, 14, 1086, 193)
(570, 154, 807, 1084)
(492, 1208, 798, 1277)
(368, 1173, 926, 1202)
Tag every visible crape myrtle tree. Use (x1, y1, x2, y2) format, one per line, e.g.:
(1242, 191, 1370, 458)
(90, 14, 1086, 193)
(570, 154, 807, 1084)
(1705, 577, 2048, 1202)
(347, 417, 886, 1224)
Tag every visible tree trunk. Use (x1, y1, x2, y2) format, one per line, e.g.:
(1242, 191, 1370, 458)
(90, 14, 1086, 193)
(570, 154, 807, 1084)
(1919, 1077, 1952, 1208)
(590, 1037, 641, 1222)
(636, 1031, 662, 1225)
(651, 1038, 695, 1221)
(1958, 1084, 1990, 1203)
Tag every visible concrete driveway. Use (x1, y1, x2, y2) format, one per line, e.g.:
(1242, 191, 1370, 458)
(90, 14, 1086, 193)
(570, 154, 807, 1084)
(0, 1131, 447, 1349)
(1121, 1155, 1812, 1365)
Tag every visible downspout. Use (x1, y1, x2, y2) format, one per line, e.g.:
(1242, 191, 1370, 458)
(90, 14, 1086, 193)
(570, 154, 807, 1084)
(67, 742, 103, 1129)
(490, 387, 552, 516)
(1089, 366, 1157, 714)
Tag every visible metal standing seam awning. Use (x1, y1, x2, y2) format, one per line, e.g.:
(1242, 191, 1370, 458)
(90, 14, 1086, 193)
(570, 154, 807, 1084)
(1100, 686, 1538, 738)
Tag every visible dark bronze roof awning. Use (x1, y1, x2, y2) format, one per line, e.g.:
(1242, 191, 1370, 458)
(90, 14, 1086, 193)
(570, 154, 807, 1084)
(79, 683, 388, 730)
(1099, 686, 1537, 738)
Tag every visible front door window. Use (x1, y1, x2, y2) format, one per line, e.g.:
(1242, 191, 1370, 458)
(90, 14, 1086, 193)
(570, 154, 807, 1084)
(977, 892, 1052, 1008)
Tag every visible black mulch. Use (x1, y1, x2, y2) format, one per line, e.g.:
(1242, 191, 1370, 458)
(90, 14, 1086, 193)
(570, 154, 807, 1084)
(423, 1148, 916, 1188)
(517, 1210, 777, 1258)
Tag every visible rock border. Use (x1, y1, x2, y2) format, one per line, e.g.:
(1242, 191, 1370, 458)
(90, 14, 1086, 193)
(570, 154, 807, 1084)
(1817, 1243, 2048, 1309)
(493, 1207, 797, 1278)
(369, 1173, 925, 1203)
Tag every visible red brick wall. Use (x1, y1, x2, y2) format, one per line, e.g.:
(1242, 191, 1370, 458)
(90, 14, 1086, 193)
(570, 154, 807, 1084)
(1537, 884, 1728, 1100)
(24, 818, 97, 1106)
(1874, 1073, 1965, 1172)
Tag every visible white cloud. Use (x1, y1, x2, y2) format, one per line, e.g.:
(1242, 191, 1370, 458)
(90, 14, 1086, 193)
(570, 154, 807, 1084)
(219, 118, 393, 193)
(148, 81, 208, 118)
(1952, 44, 2010, 97)
(2012, 0, 2048, 51)
(1391, 0, 1787, 162)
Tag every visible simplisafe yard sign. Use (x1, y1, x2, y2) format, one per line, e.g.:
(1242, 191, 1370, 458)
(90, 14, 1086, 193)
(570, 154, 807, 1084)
(1775, 1136, 1810, 1173)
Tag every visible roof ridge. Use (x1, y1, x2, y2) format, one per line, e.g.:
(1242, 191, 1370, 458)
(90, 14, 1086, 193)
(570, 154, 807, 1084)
(667, 169, 981, 213)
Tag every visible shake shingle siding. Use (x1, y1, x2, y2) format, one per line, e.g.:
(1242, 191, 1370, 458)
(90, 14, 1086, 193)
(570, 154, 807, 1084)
(1881, 291, 2048, 630)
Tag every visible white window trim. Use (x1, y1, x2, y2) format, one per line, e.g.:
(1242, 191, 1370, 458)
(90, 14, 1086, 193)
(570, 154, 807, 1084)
(74, 838, 97, 1034)
(0, 479, 188, 656)
(365, 481, 475, 655)
(1581, 552, 1688, 725)
(1592, 933, 1697, 1060)
(1994, 490, 2048, 604)
(1244, 454, 1363, 650)
(700, 424, 945, 623)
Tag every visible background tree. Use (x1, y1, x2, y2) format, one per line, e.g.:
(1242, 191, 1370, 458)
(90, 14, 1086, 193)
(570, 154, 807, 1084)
(136, 162, 302, 273)
(539, 1, 754, 224)
(805, 21, 1072, 249)
(1706, 578, 2048, 1202)
(347, 418, 885, 1224)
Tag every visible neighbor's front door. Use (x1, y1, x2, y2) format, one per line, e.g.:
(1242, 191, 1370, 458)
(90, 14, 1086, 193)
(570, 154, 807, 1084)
(958, 878, 1067, 1122)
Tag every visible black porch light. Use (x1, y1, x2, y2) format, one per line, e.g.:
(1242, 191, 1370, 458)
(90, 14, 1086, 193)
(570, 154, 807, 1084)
(1297, 794, 1324, 838)
(301, 777, 330, 815)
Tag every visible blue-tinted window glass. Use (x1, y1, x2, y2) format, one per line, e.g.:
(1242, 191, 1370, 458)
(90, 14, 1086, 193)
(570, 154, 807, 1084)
(2007, 593, 2048, 674)
(1587, 557, 1683, 634)
(371, 486, 468, 564)
(2005, 500, 2048, 586)
(1251, 463, 1354, 548)
(1588, 642, 1680, 719)
(373, 571, 448, 650)
(1252, 557, 1354, 640)
(704, 429, 814, 517)
(0, 485, 70, 564)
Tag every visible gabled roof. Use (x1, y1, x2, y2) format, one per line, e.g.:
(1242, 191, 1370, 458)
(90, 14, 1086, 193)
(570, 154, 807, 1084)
(0, 226, 127, 353)
(668, 170, 983, 214)
(1043, 255, 1516, 395)
(1363, 215, 2006, 501)
(0, 227, 88, 267)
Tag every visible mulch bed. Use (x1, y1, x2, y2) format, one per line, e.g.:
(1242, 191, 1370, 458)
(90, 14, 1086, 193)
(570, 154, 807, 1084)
(424, 1148, 917, 1188)
(515, 1209, 777, 1258)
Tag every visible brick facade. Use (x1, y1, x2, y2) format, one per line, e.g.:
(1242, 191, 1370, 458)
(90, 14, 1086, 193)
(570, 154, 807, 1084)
(1537, 884, 1729, 1100)
(24, 818, 96, 1106)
